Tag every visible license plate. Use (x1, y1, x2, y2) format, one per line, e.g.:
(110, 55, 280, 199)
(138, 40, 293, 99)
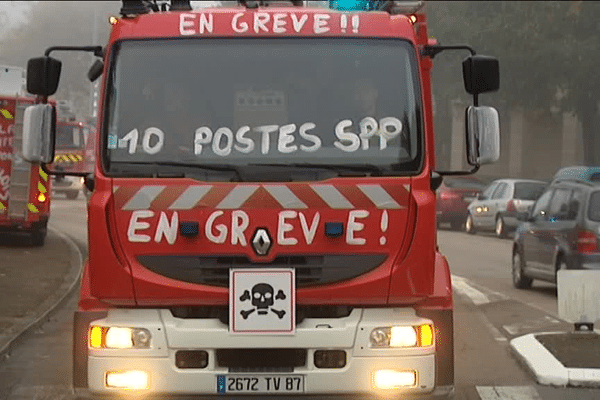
(217, 375, 305, 393)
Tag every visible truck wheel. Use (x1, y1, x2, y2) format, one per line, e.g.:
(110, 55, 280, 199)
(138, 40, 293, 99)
(66, 190, 79, 200)
(512, 250, 532, 289)
(450, 219, 462, 231)
(465, 214, 476, 234)
(30, 229, 46, 247)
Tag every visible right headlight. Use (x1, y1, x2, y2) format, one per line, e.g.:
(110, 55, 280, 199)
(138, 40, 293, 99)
(370, 324, 433, 348)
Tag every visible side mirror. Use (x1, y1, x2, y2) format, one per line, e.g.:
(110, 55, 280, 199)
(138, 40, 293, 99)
(26, 56, 62, 96)
(462, 55, 499, 95)
(88, 59, 104, 82)
(466, 106, 500, 165)
(22, 104, 56, 163)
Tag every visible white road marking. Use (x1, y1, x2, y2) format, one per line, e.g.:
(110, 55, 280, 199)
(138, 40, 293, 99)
(476, 386, 541, 400)
(451, 275, 491, 305)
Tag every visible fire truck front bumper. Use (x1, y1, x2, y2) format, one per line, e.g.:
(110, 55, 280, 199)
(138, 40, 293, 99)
(78, 308, 453, 399)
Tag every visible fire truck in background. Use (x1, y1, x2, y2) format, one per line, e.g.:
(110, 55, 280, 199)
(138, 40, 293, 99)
(52, 117, 88, 199)
(23, 0, 500, 398)
(0, 65, 51, 246)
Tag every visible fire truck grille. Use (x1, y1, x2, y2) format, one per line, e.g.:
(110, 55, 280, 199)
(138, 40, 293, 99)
(137, 254, 387, 288)
(170, 305, 354, 325)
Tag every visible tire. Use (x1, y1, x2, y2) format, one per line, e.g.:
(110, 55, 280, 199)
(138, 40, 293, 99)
(512, 249, 532, 289)
(66, 190, 79, 200)
(465, 214, 476, 234)
(30, 229, 46, 247)
(495, 216, 507, 238)
(450, 219, 462, 231)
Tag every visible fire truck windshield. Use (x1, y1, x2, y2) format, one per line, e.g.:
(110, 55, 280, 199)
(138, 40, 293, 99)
(56, 123, 85, 150)
(105, 38, 423, 178)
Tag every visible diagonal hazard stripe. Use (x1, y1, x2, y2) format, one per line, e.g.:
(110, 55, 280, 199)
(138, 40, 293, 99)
(0, 202, 5, 212)
(264, 185, 307, 209)
(27, 203, 39, 213)
(122, 186, 166, 210)
(169, 185, 213, 210)
(39, 167, 48, 181)
(38, 182, 47, 193)
(309, 184, 354, 209)
(357, 184, 402, 209)
(0, 109, 13, 119)
(216, 185, 259, 209)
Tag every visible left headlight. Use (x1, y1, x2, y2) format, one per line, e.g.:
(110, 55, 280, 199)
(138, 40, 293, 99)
(370, 324, 433, 348)
(89, 326, 152, 349)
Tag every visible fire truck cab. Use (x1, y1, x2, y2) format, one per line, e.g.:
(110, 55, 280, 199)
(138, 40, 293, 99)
(23, 0, 500, 398)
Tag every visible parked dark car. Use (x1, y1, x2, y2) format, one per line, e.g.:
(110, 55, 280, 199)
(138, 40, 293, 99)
(512, 166, 600, 289)
(466, 179, 547, 238)
(436, 176, 486, 230)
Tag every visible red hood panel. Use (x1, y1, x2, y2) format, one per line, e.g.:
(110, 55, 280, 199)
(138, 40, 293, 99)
(111, 178, 412, 305)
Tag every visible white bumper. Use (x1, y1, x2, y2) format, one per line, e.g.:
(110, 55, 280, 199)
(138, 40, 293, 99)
(87, 308, 437, 397)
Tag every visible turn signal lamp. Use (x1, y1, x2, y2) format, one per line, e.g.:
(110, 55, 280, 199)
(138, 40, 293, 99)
(109, 16, 119, 25)
(105, 370, 149, 390)
(89, 326, 151, 349)
(373, 369, 416, 389)
(37, 193, 46, 202)
(370, 324, 433, 347)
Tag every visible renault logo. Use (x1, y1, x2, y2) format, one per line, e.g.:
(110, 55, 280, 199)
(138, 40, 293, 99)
(252, 228, 272, 256)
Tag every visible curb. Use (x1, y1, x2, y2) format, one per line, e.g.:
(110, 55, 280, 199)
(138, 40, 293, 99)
(510, 332, 600, 388)
(0, 227, 83, 359)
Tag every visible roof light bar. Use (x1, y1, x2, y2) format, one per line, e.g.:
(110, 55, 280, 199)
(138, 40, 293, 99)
(387, 1, 424, 15)
(170, 0, 192, 11)
(238, 0, 304, 7)
(120, 0, 151, 16)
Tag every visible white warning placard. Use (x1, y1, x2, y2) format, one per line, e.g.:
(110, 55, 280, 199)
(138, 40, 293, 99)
(230, 268, 295, 335)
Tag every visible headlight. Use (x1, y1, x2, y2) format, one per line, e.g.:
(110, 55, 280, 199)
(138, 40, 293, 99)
(89, 326, 152, 349)
(370, 324, 434, 348)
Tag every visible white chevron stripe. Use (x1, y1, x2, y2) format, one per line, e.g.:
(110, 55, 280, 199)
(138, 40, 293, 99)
(168, 185, 213, 210)
(122, 186, 166, 210)
(264, 185, 307, 209)
(403, 184, 410, 192)
(216, 185, 259, 209)
(310, 185, 354, 209)
(113, 186, 119, 193)
(357, 184, 402, 209)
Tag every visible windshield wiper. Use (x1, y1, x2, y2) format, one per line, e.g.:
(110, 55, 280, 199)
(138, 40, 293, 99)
(110, 161, 243, 181)
(251, 163, 385, 176)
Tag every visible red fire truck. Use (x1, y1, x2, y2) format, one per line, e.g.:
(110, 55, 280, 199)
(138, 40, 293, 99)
(23, 0, 500, 398)
(0, 65, 51, 246)
(52, 120, 88, 199)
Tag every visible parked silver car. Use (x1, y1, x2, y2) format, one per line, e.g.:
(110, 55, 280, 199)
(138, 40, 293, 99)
(466, 179, 547, 238)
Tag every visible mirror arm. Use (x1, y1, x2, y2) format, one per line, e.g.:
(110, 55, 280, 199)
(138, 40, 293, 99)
(421, 44, 476, 59)
(434, 164, 480, 176)
(45, 45, 103, 58)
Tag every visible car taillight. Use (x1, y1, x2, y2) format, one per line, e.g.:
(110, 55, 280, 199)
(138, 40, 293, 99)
(506, 199, 516, 212)
(577, 230, 599, 253)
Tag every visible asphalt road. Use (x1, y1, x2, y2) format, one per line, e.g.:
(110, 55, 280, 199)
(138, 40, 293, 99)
(0, 199, 599, 399)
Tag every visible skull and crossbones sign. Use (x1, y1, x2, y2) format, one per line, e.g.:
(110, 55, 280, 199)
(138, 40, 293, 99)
(239, 283, 287, 319)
